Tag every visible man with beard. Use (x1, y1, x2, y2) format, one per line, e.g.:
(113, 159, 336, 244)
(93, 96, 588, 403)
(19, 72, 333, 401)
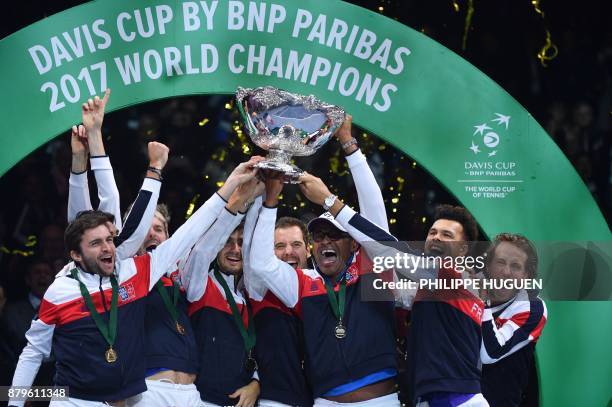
(65, 89, 202, 405)
(241, 211, 313, 407)
(242, 117, 367, 407)
(8, 158, 261, 406)
(181, 174, 265, 407)
(294, 176, 488, 407)
(247, 120, 400, 406)
(67, 89, 202, 405)
(11, 130, 168, 405)
(407, 204, 487, 407)
(273, 217, 311, 269)
(480, 233, 547, 407)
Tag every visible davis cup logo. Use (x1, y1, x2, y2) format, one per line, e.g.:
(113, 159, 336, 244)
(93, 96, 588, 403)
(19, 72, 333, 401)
(469, 113, 511, 157)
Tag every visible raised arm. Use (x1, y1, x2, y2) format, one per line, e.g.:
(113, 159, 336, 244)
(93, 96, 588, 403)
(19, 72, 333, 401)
(180, 204, 244, 302)
(241, 195, 264, 299)
(338, 115, 388, 231)
(248, 177, 300, 308)
(83, 89, 122, 229)
(299, 173, 437, 282)
(147, 157, 264, 290)
(114, 142, 168, 260)
(179, 177, 263, 300)
(481, 296, 547, 364)
(68, 124, 92, 222)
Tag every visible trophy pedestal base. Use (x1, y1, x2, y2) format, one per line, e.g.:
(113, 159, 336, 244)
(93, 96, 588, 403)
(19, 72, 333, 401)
(254, 161, 304, 184)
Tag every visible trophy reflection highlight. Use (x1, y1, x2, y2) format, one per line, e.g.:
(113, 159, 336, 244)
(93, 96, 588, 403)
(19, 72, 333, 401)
(236, 86, 345, 183)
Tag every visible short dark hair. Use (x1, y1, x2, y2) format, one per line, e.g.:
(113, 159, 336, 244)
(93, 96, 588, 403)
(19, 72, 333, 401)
(485, 233, 539, 279)
(275, 217, 309, 246)
(65, 211, 115, 254)
(433, 204, 479, 242)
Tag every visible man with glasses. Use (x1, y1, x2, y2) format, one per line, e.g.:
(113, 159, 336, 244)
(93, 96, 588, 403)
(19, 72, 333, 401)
(295, 174, 489, 407)
(247, 117, 401, 406)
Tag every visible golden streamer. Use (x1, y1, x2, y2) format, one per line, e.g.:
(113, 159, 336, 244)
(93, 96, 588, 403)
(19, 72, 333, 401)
(531, 0, 558, 67)
(531, 0, 544, 16)
(537, 30, 558, 67)
(25, 235, 37, 247)
(185, 194, 200, 219)
(0, 246, 34, 256)
(461, 0, 475, 51)
(452, 0, 460, 13)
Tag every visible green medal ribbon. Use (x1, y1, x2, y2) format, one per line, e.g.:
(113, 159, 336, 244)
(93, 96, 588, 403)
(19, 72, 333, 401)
(155, 278, 180, 324)
(213, 263, 256, 353)
(324, 275, 347, 338)
(70, 268, 118, 361)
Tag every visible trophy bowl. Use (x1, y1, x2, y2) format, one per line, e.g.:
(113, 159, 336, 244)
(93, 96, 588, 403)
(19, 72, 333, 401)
(236, 86, 345, 183)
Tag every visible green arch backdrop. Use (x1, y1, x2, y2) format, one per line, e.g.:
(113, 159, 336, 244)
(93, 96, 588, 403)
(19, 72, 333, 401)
(0, 1, 610, 405)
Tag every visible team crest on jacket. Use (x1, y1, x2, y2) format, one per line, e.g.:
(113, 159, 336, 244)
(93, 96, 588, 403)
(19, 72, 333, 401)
(345, 271, 355, 282)
(118, 283, 136, 303)
(309, 281, 319, 292)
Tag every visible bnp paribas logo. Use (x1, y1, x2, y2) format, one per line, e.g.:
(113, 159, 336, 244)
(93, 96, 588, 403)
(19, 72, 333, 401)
(468, 113, 511, 157)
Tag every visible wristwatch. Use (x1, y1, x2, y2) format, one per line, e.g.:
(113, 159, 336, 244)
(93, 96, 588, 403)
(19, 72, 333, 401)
(341, 137, 358, 151)
(323, 194, 337, 211)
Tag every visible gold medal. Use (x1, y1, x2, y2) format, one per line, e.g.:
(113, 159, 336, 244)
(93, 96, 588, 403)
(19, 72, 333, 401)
(105, 347, 118, 363)
(176, 321, 186, 335)
(335, 323, 347, 339)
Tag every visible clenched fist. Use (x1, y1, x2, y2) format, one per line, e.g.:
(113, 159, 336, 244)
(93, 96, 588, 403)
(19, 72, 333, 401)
(148, 141, 169, 170)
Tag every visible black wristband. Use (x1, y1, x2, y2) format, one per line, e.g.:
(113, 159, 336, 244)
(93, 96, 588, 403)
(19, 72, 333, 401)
(147, 166, 163, 180)
(215, 191, 228, 203)
(224, 206, 238, 216)
(344, 148, 359, 157)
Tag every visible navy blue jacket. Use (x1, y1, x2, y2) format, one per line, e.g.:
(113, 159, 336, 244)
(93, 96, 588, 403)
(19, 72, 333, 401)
(252, 292, 312, 406)
(145, 274, 198, 374)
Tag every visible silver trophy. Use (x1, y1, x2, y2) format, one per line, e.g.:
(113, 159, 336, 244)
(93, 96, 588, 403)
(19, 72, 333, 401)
(236, 86, 345, 183)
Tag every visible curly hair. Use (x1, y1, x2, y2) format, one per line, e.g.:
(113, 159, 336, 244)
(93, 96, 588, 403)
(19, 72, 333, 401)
(433, 204, 479, 242)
